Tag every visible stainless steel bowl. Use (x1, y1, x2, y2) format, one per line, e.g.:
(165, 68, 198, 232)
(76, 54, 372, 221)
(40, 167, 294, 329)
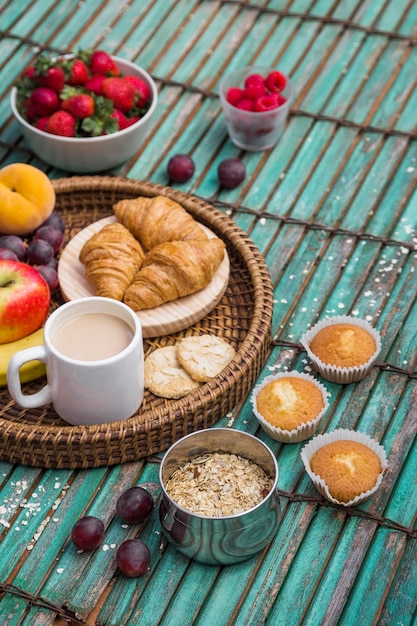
(159, 428, 280, 565)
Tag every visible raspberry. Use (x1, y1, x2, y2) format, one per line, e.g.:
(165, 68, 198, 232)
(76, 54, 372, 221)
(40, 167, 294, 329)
(226, 87, 243, 106)
(253, 94, 281, 112)
(243, 74, 267, 100)
(236, 98, 254, 111)
(244, 74, 265, 88)
(265, 70, 287, 93)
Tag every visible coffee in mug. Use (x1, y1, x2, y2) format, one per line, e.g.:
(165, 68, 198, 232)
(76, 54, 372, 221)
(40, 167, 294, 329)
(51, 313, 133, 361)
(7, 297, 144, 425)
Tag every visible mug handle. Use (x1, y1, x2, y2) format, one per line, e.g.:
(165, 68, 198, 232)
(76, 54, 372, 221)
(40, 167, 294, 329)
(7, 345, 52, 409)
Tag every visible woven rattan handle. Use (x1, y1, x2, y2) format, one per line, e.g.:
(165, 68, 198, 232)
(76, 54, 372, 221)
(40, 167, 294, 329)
(7, 346, 51, 409)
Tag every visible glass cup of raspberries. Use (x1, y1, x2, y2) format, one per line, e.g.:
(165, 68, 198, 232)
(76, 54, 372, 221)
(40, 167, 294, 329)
(219, 66, 294, 151)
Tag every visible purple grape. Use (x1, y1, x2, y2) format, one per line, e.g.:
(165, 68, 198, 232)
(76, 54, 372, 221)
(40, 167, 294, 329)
(36, 265, 59, 291)
(34, 225, 64, 253)
(0, 248, 19, 261)
(71, 516, 105, 551)
(43, 256, 58, 270)
(217, 158, 246, 189)
(0, 235, 26, 261)
(41, 212, 65, 233)
(116, 539, 151, 577)
(116, 486, 154, 524)
(26, 239, 54, 265)
(167, 154, 195, 183)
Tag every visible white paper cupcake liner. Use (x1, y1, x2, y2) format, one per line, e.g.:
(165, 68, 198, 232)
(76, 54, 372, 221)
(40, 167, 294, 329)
(300, 428, 388, 507)
(251, 371, 330, 443)
(300, 315, 382, 384)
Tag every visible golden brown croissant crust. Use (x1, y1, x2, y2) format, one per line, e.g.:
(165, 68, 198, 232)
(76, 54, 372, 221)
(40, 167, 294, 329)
(79, 222, 145, 300)
(124, 238, 226, 310)
(79, 195, 226, 310)
(113, 195, 207, 249)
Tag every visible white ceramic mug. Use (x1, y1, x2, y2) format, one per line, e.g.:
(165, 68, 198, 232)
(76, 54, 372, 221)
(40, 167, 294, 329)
(7, 297, 144, 425)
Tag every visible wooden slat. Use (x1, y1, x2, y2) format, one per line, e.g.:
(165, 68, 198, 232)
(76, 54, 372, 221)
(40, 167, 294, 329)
(0, 0, 416, 624)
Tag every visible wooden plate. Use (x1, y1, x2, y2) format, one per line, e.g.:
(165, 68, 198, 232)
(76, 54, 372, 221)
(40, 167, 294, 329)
(58, 216, 230, 338)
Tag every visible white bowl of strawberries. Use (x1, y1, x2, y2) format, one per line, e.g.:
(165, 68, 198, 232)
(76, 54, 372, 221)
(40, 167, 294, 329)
(10, 50, 158, 173)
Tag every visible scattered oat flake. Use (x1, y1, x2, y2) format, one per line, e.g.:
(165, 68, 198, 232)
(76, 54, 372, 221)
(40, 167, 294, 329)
(407, 167, 414, 172)
(56, 568, 64, 574)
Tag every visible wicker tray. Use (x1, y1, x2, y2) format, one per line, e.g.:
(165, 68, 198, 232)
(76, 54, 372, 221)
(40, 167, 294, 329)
(0, 177, 273, 469)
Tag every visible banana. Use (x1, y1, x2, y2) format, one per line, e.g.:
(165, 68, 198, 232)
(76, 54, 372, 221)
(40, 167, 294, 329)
(0, 328, 45, 386)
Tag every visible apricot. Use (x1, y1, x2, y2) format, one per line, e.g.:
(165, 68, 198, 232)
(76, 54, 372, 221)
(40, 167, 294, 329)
(0, 163, 55, 235)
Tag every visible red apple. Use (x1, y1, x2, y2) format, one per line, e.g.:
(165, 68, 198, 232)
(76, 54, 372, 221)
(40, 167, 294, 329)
(0, 260, 50, 344)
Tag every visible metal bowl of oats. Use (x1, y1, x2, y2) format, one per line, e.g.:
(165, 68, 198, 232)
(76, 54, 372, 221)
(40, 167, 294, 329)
(159, 428, 280, 565)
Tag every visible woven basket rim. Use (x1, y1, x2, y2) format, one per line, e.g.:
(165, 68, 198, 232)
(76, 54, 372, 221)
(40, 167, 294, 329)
(0, 176, 274, 467)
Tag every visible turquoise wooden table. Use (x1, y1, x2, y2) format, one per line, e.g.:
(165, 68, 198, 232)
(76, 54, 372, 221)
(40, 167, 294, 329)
(0, 1, 416, 624)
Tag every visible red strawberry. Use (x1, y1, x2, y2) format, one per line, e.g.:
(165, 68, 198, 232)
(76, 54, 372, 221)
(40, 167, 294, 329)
(34, 117, 50, 132)
(67, 59, 89, 85)
(22, 65, 36, 80)
(29, 87, 60, 117)
(226, 87, 243, 106)
(124, 75, 150, 108)
(45, 110, 76, 136)
(253, 94, 281, 112)
(265, 71, 286, 93)
(62, 94, 95, 118)
(84, 74, 105, 95)
(110, 109, 139, 130)
(90, 50, 119, 76)
(20, 97, 37, 122)
(102, 77, 136, 113)
(37, 66, 66, 92)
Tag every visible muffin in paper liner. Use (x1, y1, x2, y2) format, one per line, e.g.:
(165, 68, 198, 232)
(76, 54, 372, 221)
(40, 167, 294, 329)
(300, 315, 382, 384)
(251, 371, 330, 443)
(300, 428, 388, 507)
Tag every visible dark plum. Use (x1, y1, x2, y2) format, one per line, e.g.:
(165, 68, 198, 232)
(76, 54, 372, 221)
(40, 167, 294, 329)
(34, 225, 64, 253)
(217, 158, 246, 189)
(0, 235, 26, 261)
(0, 248, 19, 261)
(41, 212, 65, 233)
(71, 516, 105, 551)
(116, 539, 151, 577)
(26, 239, 54, 265)
(116, 486, 154, 524)
(167, 154, 195, 183)
(36, 265, 59, 291)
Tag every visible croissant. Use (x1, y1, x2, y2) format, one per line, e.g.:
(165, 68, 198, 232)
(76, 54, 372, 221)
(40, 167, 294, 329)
(79, 222, 145, 300)
(123, 238, 226, 310)
(113, 195, 207, 249)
